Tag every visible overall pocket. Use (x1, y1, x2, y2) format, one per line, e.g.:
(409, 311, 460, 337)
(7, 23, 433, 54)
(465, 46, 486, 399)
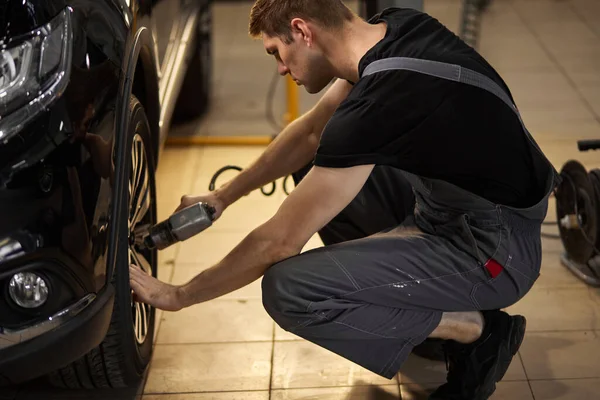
(470, 230, 542, 310)
(433, 213, 488, 265)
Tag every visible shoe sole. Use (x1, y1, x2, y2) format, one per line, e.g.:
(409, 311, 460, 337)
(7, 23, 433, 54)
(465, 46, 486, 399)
(474, 315, 527, 400)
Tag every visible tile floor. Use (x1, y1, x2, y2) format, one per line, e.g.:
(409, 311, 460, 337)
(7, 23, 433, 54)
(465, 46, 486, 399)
(146, 1, 600, 399)
(8, 0, 600, 399)
(147, 0, 600, 399)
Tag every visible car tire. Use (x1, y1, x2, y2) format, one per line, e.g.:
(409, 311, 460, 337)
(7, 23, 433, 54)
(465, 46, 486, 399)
(47, 96, 158, 389)
(172, 2, 212, 122)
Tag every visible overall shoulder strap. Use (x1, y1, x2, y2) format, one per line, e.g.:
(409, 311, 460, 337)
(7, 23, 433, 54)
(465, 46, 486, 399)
(362, 57, 518, 117)
(362, 57, 561, 188)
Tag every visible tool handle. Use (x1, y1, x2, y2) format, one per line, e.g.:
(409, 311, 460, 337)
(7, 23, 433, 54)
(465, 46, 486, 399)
(578, 140, 600, 151)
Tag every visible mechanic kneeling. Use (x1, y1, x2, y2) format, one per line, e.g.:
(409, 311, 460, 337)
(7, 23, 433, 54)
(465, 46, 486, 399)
(129, 1, 559, 399)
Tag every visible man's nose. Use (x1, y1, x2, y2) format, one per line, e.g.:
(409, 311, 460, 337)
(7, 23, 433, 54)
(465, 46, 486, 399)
(278, 64, 289, 76)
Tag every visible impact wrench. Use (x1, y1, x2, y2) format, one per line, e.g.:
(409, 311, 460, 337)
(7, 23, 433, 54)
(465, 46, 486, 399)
(138, 202, 216, 250)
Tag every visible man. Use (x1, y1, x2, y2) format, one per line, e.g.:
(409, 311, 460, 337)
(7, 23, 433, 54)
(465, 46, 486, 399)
(130, 1, 558, 398)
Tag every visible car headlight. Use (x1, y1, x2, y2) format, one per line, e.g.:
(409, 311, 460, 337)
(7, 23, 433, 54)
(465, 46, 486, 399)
(0, 8, 72, 142)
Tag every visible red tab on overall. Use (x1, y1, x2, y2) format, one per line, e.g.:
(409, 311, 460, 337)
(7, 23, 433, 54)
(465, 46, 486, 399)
(484, 259, 503, 278)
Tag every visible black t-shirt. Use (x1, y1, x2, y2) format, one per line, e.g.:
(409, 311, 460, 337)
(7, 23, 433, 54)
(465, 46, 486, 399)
(314, 8, 547, 208)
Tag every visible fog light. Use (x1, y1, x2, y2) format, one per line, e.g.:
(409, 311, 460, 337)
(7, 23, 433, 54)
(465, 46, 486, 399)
(8, 272, 49, 308)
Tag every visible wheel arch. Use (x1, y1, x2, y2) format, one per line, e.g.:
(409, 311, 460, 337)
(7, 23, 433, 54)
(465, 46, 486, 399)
(107, 27, 159, 284)
(132, 45, 160, 165)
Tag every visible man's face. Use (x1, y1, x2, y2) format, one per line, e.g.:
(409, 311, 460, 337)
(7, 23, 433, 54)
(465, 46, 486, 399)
(263, 30, 334, 94)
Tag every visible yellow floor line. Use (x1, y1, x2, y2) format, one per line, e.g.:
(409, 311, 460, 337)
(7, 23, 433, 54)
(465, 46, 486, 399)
(165, 135, 274, 146)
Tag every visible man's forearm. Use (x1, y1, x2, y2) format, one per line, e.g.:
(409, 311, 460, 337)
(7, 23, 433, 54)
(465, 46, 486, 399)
(215, 114, 319, 207)
(176, 224, 297, 307)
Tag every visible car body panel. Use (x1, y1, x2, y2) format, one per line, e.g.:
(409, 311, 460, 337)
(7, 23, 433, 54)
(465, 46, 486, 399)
(0, 0, 210, 385)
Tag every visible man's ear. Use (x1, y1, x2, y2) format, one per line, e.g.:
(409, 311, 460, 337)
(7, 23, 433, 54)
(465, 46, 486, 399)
(290, 18, 313, 47)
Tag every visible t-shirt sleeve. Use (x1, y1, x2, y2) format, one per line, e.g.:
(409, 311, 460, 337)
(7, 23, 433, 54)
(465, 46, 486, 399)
(314, 98, 396, 168)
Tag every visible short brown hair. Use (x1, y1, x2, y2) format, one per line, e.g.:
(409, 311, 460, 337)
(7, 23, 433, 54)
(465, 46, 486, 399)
(249, 0, 355, 43)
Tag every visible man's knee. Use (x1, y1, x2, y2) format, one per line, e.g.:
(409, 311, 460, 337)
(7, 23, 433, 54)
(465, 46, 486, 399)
(261, 258, 308, 327)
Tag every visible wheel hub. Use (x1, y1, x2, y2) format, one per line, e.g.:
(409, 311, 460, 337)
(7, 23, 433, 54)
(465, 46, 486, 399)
(127, 134, 155, 345)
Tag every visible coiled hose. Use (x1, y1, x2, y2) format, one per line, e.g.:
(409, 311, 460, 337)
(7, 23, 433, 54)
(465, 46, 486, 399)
(208, 165, 294, 196)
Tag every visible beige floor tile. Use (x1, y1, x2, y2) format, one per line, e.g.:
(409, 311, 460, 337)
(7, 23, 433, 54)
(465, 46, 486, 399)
(144, 342, 272, 393)
(522, 108, 597, 138)
(537, 139, 600, 171)
(572, 0, 600, 37)
(157, 242, 179, 270)
(303, 234, 325, 252)
(168, 116, 213, 139)
(501, 71, 583, 110)
(535, 251, 589, 289)
(14, 387, 143, 400)
(537, 220, 588, 291)
(175, 230, 248, 265)
(527, 119, 600, 143)
(271, 341, 394, 390)
(171, 262, 264, 300)
(191, 145, 269, 181)
(157, 264, 174, 284)
(156, 299, 274, 344)
(511, 0, 581, 25)
(400, 380, 533, 400)
(209, 196, 284, 232)
(519, 331, 600, 380)
(270, 384, 400, 400)
(530, 378, 600, 400)
(478, 0, 529, 35)
(143, 392, 269, 400)
(423, 0, 462, 34)
(154, 307, 165, 345)
(535, 29, 600, 65)
(275, 324, 303, 341)
(156, 146, 203, 177)
(155, 147, 202, 219)
(480, 33, 555, 73)
(398, 352, 526, 384)
(505, 285, 600, 332)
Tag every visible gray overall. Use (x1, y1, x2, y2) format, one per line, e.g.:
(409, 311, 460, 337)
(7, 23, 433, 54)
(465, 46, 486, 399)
(262, 58, 560, 379)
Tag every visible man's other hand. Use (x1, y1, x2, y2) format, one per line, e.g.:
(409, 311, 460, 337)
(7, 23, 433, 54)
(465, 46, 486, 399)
(129, 264, 184, 312)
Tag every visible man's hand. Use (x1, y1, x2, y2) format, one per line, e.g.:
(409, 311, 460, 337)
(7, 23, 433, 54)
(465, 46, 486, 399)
(176, 192, 226, 220)
(129, 265, 183, 312)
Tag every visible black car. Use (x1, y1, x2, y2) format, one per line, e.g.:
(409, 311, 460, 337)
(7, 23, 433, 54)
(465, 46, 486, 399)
(0, 0, 212, 388)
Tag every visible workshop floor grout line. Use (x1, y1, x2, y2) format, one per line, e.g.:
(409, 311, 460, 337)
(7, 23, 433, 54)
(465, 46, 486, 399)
(518, 352, 536, 400)
(153, 340, 275, 345)
(568, 1, 600, 40)
(143, 389, 271, 395)
(519, 329, 600, 333)
(268, 322, 276, 400)
(526, 377, 600, 382)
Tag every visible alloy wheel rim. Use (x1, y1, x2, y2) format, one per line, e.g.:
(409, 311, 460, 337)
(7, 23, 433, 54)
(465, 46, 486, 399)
(128, 133, 154, 345)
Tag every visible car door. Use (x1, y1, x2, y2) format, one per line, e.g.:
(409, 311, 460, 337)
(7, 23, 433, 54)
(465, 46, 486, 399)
(150, 0, 181, 74)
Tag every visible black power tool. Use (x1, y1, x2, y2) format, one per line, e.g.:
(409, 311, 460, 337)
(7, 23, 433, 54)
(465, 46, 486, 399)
(142, 202, 216, 250)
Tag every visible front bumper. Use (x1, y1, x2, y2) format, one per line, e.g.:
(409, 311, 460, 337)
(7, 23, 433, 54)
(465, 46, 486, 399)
(0, 285, 114, 385)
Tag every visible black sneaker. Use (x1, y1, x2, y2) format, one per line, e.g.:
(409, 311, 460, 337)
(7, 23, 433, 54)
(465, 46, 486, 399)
(429, 310, 526, 400)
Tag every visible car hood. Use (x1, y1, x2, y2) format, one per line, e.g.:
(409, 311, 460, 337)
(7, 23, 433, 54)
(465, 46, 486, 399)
(0, 0, 67, 43)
